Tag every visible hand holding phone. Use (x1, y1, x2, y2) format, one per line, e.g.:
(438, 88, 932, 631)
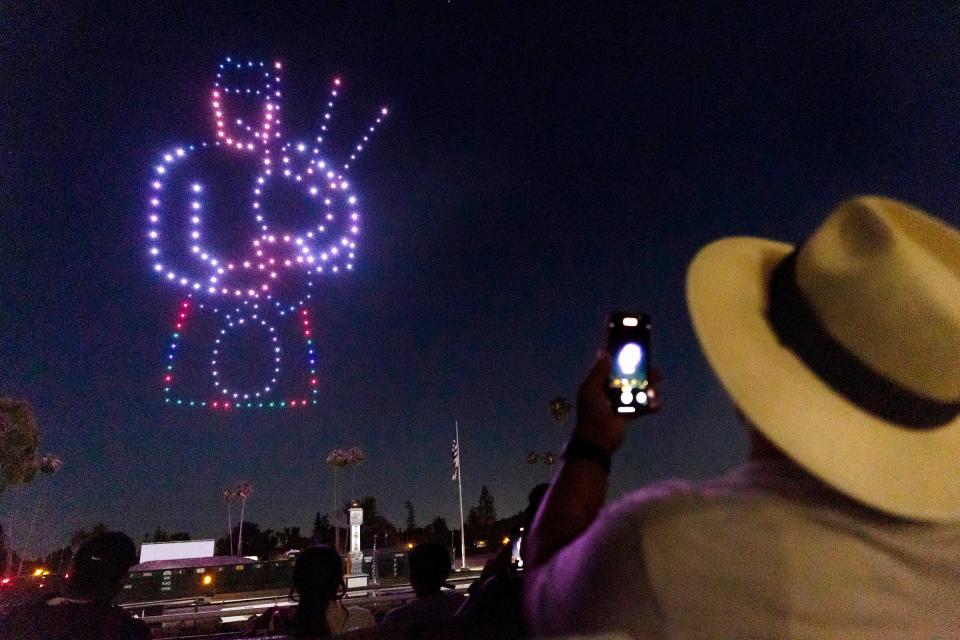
(567, 314, 658, 457)
(606, 312, 654, 417)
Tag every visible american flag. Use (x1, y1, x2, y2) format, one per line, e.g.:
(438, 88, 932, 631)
(451, 439, 460, 481)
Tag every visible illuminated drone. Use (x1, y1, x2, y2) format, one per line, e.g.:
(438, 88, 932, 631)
(147, 57, 388, 409)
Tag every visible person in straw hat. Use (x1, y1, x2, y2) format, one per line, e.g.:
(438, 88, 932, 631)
(522, 196, 960, 639)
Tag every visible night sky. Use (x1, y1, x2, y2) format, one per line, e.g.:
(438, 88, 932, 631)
(4, 2, 960, 554)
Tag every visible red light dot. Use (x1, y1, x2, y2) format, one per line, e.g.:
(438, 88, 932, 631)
(311, 379, 317, 385)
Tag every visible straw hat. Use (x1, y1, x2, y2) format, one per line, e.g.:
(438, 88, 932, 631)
(687, 195, 960, 522)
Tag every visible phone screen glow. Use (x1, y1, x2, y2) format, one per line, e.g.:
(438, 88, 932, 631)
(607, 314, 651, 410)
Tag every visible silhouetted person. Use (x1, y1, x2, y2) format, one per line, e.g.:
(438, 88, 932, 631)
(245, 545, 373, 637)
(0, 531, 148, 640)
(525, 196, 960, 638)
(382, 542, 465, 628)
(454, 483, 549, 639)
(470, 483, 548, 588)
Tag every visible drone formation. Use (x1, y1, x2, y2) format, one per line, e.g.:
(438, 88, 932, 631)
(146, 57, 388, 409)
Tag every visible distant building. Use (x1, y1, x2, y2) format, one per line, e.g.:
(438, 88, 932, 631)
(139, 539, 216, 564)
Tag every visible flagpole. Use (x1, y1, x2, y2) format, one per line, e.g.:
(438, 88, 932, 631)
(456, 421, 467, 570)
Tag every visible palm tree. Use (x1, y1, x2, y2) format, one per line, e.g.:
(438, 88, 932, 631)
(223, 488, 237, 555)
(347, 447, 365, 498)
(235, 481, 253, 557)
(326, 449, 350, 552)
(522, 397, 572, 470)
(549, 396, 572, 446)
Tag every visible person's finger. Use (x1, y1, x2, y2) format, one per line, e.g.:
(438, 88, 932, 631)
(583, 351, 612, 391)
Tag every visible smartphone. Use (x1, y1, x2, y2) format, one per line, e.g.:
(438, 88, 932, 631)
(607, 312, 652, 416)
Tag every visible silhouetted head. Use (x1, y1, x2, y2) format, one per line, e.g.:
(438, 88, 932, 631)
(524, 483, 550, 531)
(408, 542, 451, 597)
(68, 532, 137, 602)
(293, 545, 344, 602)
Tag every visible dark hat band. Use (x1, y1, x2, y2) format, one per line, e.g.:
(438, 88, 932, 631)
(767, 251, 960, 429)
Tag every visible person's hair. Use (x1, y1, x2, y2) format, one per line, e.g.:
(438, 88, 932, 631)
(408, 542, 452, 596)
(524, 483, 550, 531)
(290, 546, 344, 637)
(69, 532, 137, 601)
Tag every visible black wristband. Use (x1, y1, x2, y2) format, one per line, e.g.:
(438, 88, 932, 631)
(562, 436, 612, 473)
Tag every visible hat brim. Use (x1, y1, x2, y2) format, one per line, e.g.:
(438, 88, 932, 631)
(687, 237, 960, 522)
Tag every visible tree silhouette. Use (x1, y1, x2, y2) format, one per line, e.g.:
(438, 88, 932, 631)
(311, 512, 332, 544)
(404, 500, 416, 533)
(223, 487, 237, 555)
(235, 481, 253, 556)
(0, 398, 39, 493)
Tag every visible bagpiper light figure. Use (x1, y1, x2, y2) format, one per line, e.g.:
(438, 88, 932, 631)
(145, 57, 389, 409)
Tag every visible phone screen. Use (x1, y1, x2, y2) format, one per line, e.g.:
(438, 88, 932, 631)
(607, 312, 651, 415)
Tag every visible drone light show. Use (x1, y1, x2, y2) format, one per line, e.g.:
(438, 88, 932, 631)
(147, 57, 388, 409)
